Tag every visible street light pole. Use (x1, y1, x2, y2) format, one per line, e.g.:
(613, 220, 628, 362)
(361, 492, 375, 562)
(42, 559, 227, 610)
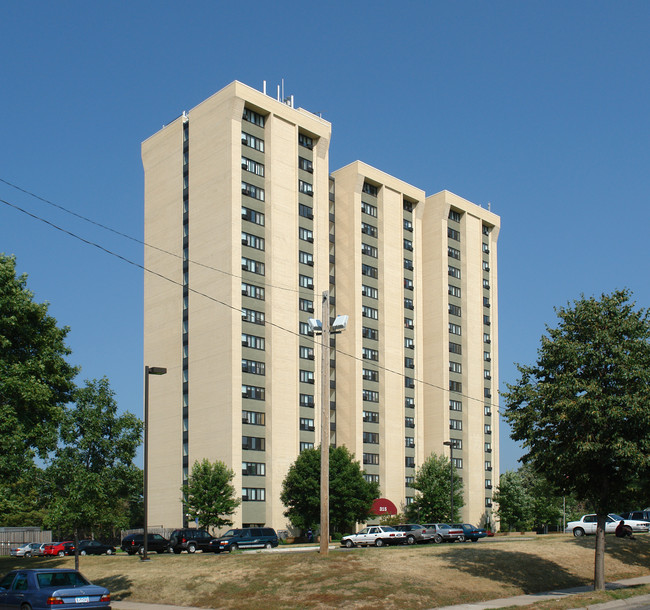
(308, 293, 347, 557)
(319, 291, 330, 556)
(443, 441, 454, 523)
(142, 365, 167, 562)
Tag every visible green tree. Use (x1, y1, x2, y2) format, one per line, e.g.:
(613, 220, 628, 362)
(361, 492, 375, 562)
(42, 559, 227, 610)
(0, 254, 77, 487)
(45, 377, 143, 568)
(281, 446, 379, 534)
(0, 467, 49, 527)
(493, 470, 532, 531)
(183, 459, 240, 531)
(405, 453, 464, 523)
(502, 290, 650, 590)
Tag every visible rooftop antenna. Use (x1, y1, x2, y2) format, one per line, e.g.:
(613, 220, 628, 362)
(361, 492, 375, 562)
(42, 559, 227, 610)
(263, 80, 267, 95)
(488, 202, 491, 211)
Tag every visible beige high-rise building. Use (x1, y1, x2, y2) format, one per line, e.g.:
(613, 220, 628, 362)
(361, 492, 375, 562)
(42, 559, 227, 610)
(143, 80, 500, 531)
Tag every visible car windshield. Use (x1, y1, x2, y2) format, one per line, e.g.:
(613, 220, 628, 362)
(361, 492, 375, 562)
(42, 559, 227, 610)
(37, 572, 89, 588)
(222, 530, 241, 538)
(381, 526, 397, 532)
(609, 514, 623, 520)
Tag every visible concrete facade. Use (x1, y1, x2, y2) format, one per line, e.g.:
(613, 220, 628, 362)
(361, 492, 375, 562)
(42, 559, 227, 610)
(143, 81, 500, 531)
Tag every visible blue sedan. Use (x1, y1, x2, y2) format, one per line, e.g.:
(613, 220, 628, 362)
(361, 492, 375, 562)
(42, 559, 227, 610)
(0, 569, 110, 609)
(452, 523, 488, 542)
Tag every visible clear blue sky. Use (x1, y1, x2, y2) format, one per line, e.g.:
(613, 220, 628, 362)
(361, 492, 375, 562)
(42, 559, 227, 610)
(1, 1, 649, 473)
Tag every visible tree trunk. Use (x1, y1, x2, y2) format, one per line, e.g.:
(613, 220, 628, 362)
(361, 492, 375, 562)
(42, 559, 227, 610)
(594, 514, 606, 590)
(74, 529, 80, 572)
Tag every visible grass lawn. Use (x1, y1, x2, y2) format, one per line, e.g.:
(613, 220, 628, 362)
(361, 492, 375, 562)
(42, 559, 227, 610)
(1, 534, 649, 609)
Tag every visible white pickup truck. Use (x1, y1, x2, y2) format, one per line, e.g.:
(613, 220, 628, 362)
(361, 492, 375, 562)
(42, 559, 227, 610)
(565, 513, 650, 537)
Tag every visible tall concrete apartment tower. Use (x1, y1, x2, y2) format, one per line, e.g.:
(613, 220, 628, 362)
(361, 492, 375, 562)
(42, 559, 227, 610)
(143, 81, 500, 530)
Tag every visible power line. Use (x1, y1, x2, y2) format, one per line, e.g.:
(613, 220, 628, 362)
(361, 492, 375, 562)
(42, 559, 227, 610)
(0, 194, 501, 414)
(0, 177, 308, 298)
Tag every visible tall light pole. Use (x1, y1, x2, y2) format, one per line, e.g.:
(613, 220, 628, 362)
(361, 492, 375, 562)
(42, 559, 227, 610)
(142, 365, 167, 561)
(309, 291, 347, 556)
(443, 440, 454, 523)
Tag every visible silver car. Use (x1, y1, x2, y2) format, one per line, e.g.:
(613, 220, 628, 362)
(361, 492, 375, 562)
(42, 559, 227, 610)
(422, 523, 465, 542)
(9, 543, 43, 558)
(392, 524, 435, 544)
(340, 526, 406, 547)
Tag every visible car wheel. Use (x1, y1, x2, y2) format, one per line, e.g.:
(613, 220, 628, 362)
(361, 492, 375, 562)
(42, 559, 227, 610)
(375, 538, 384, 547)
(106, 549, 114, 555)
(457, 535, 465, 543)
(265, 542, 272, 549)
(57, 550, 65, 557)
(471, 538, 479, 542)
(21, 603, 32, 610)
(406, 535, 416, 545)
(433, 534, 443, 544)
(187, 543, 197, 554)
(138, 546, 145, 555)
(573, 528, 585, 538)
(345, 540, 354, 548)
(24, 552, 31, 558)
(80, 550, 87, 556)
(230, 543, 238, 552)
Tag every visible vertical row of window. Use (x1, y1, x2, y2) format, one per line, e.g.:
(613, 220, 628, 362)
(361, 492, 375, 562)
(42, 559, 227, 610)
(241, 107, 267, 504)
(403, 196, 416, 505)
(181, 119, 190, 492)
(482, 223, 493, 507)
(361, 182, 380, 480)
(299, 130, 317, 453)
(446, 208, 463, 502)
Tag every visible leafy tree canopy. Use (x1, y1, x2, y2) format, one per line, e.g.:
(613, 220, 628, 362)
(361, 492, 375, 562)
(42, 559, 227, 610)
(183, 459, 240, 531)
(0, 254, 77, 482)
(502, 289, 650, 588)
(45, 377, 143, 538)
(405, 453, 464, 523)
(493, 470, 532, 531)
(281, 446, 379, 533)
(502, 289, 650, 511)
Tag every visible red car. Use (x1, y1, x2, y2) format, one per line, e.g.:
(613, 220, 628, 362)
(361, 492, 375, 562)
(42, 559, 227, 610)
(43, 541, 75, 556)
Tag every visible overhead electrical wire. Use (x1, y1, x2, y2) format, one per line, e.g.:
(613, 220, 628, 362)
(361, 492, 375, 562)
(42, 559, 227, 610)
(0, 186, 501, 414)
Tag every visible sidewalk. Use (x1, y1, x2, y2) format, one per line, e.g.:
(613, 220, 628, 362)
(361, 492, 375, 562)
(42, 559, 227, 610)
(434, 575, 650, 610)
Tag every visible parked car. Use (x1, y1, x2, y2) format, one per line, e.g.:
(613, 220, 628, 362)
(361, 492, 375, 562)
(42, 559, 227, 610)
(9, 543, 43, 558)
(618, 510, 650, 523)
(422, 524, 465, 542)
(565, 514, 650, 537)
(0, 568, 110, 609)
(169, 528, 215, 554)
(77, 540, 116, 555)
(452, 523, 488, 542)
(43, 541, 75, 557)
(120, 533, 170, 555)
(340, 526, 406, 548)
(210, 527, 278, 553)
(392, 524, 435, 544)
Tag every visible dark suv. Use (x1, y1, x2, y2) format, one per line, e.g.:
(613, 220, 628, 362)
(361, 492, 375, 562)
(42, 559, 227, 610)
(209, 527, 278, 553)
(169, 528, 215, 554)
(120, 533, 170, 555)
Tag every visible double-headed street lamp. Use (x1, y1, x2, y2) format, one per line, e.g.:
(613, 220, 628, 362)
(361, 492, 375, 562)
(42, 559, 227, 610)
(443, 440, 454, 523)
(142, 365, 167, 561)
(308, 290, 347, 556)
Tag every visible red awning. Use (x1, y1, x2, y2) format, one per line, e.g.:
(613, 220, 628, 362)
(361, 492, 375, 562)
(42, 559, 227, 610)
(371, 498, 398, 516)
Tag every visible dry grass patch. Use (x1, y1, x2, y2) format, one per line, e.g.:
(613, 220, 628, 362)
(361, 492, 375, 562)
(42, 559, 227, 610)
(1, 535, 648, 609)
